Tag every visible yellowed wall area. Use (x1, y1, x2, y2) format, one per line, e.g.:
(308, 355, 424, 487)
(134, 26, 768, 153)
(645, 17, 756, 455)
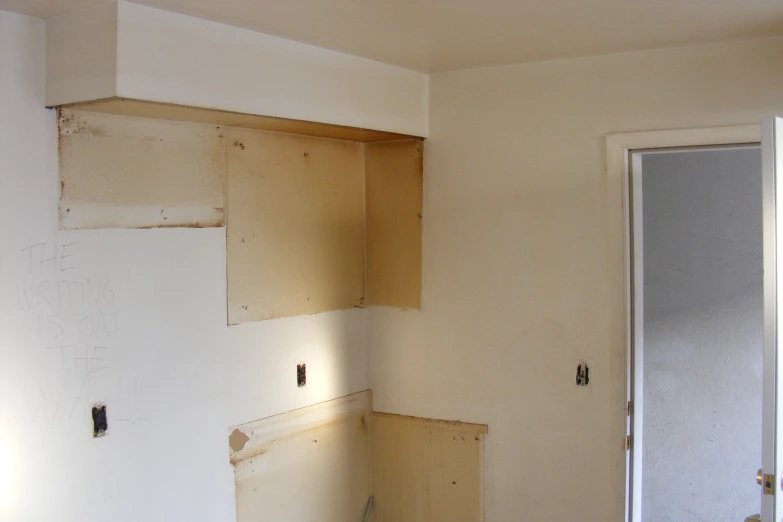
(229, 393, 487, 522)
(226, 128, 366, 323)
(370, 412, 487, 522)
(58, 109, 424, 322)
(59, 109, 225, 229)
(365, 140, 424, 309)
(230, 392, 373, 522)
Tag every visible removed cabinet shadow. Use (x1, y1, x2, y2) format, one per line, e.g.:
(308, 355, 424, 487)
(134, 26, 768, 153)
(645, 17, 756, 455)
(228, 392, 488, 522)
(227, 135, 424, 323)
(365, 140, 423, 309)
(58, 109, 225, 229)
(56, 105, 424, 323)
(226, 128, 366, 323)
(229, 392, 372, 522)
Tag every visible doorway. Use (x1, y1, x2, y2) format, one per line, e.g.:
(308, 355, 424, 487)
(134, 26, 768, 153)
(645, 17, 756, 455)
(636, 147, 763, 521)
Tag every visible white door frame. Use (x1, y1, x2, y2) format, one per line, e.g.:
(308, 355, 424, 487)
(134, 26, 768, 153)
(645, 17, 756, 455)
(606, 124, 762, 522)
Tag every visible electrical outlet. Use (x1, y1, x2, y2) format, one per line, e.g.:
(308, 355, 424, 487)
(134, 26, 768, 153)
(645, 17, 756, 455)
(92, 404, 108, 437)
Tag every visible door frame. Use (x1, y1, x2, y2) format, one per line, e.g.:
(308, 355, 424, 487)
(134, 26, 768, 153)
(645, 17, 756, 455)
(606, 124, 762, 522)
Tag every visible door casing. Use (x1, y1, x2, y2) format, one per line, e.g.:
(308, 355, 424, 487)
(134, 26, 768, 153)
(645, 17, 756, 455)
(606, 124, 762, 522)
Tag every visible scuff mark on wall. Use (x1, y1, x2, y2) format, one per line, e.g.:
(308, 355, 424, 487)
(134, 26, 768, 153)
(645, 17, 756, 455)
(58, 109, 110, 137)
(230, 445, 268, 466)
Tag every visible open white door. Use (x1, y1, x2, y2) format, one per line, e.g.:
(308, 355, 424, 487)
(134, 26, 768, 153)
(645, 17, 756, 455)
(760, 117, 783, 522)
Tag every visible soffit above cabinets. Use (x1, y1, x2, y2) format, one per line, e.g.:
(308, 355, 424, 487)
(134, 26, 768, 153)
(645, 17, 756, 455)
(43, 2, 429, 138)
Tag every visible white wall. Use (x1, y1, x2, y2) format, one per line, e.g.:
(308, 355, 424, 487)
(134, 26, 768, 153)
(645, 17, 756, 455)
(0, 10, 368, 522)
(370, 37, 783, 522)
(641, 149, 762, 521)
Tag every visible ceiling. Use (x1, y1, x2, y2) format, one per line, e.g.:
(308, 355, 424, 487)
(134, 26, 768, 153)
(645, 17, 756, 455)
(3, 0, 783, 73)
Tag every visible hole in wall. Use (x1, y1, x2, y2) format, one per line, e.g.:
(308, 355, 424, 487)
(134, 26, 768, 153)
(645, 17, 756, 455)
(229, 428, 249, 452)
(297, 364, 306, 388)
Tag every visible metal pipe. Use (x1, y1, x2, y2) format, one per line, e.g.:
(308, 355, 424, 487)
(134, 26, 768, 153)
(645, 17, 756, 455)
(363, 496, 374, 522)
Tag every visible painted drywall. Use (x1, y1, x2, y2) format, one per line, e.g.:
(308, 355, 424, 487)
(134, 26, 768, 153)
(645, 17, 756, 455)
(0, 10, 368, 522)
(44, 2, 117, 105)
(45, 1, 430, 137)
(369, 37, 783, 522)
(641, 149, 762, 521)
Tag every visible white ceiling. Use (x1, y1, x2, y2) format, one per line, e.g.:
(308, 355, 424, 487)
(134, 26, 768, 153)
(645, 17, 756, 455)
(3, 0, 783, 72)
